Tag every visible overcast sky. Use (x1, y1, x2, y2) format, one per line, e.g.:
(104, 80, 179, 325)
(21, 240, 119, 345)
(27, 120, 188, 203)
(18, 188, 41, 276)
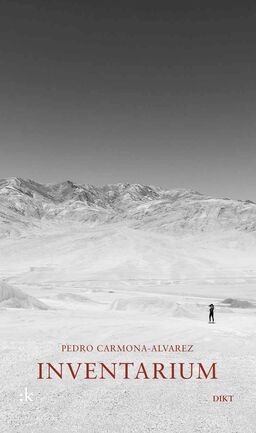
(0, 1, 255, 200)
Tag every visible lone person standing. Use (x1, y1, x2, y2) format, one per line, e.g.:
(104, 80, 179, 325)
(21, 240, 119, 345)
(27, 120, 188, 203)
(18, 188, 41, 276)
(209, 304, 215, 323)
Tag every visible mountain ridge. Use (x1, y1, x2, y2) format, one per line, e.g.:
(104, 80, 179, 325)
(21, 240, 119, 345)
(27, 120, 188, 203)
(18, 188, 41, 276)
(0, 177, 256, 237)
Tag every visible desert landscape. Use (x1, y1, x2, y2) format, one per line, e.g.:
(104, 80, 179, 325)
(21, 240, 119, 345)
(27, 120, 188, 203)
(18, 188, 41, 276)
(0, 178, 255, 432)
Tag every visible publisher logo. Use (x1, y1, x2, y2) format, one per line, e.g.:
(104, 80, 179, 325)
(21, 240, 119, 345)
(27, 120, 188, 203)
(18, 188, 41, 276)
(19, 387, 33, 402)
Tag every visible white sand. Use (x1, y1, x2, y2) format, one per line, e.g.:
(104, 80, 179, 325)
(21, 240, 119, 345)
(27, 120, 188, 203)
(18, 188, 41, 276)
(0, 224, 255, 432)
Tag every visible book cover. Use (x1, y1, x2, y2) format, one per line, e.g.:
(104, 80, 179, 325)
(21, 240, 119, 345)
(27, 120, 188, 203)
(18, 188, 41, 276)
(0, 2, 255, 432)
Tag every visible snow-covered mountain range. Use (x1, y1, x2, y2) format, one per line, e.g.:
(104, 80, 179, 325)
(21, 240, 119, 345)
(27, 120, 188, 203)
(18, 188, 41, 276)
(0, 177, 256, 237)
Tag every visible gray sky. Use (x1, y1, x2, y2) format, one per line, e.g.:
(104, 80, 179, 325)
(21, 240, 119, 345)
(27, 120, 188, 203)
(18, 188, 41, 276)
(0, 1, 255, 201)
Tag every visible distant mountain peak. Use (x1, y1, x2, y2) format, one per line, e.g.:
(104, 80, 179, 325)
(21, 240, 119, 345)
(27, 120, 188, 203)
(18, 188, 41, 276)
(0, 178, 256, 237)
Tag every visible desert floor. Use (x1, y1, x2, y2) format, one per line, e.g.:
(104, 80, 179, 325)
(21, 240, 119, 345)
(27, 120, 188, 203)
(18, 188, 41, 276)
(0, 275, 255, 433)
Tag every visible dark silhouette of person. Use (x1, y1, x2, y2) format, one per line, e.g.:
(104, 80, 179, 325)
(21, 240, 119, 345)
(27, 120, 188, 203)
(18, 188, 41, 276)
(209, 304, 214, 322)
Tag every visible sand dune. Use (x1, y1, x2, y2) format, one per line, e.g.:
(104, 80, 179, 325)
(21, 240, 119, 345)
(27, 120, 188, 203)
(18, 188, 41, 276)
(222, 298, 255, 308)
(0, 280, 48, 310)
(111, 296, 201, 318)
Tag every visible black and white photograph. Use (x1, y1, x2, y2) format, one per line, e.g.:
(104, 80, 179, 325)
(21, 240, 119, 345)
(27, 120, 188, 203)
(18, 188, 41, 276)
(0, 1, 256, 432)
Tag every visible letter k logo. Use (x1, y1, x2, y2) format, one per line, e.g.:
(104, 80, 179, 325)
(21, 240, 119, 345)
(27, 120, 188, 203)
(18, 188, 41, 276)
(20, 387, 33, 402)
